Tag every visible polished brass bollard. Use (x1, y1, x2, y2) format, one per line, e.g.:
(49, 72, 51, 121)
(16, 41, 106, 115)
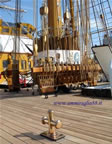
(40, 109, 65, 141)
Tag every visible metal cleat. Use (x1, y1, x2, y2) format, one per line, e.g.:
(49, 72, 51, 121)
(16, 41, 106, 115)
(40, 109, 65, 141)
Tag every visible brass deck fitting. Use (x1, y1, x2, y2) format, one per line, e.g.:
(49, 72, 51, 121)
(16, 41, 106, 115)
(40, 109, 65, 141)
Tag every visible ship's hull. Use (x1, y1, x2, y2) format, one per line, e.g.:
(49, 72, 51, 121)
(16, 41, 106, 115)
(0, 52, 33, 87)
(0, 35, 33, 87)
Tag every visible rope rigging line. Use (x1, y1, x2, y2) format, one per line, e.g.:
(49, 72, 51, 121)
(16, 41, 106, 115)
(91, 0, 102, 45)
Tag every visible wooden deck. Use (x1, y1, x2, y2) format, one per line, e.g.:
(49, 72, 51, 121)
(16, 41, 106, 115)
(0, 89, 112, 144)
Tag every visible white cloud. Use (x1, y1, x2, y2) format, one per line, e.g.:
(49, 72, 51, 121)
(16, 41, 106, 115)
(90, 19, 103, 29)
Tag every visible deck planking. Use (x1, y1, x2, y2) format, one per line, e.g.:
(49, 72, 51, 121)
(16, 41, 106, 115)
(0, 89, 112, 144)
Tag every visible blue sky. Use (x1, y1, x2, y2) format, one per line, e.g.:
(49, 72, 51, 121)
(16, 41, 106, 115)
(0, 0, 42, 29)
(0, 0, 112, 46)
(0, 0, 112, 27)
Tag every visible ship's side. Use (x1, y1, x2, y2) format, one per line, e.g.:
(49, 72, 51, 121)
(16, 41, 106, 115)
(0, 19, 35, 86)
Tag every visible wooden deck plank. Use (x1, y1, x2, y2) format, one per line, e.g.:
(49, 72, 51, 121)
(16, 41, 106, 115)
(60, 128, 112, 144)
(1, 101, 112, 133)
(0, 136, 12, 144)
(1, 118, 57, 144)
(1, 114, 60, 144)
(57, 138, 78, 144)
(1, 113, 77, 144)
(2, 97, 112, 122)
(2, 112, 112, 144)
(0, 90, 112, 144)
(2, 107, 112, 140)
(1, 124, 31, 141)
(1, 106, 111, 143)
(0, 103, 112, 127)
(0, 129, 27, 144)
(1, 99, 112, 126)
(2, 111, 112, 144)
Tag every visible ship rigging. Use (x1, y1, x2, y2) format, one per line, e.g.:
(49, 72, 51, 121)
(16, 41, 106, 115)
(0, 0, 112, 94)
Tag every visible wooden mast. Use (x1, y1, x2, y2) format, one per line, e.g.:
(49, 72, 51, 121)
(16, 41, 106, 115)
(69, 0, 75, 31)
(48, 0, 62, 37)
(69, 0, 79, 50)
(11, 0, 21, 91)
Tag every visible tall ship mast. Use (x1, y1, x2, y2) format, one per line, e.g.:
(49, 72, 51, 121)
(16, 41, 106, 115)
(32, 0, 102, 94)
(0, 0, 111, 93)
